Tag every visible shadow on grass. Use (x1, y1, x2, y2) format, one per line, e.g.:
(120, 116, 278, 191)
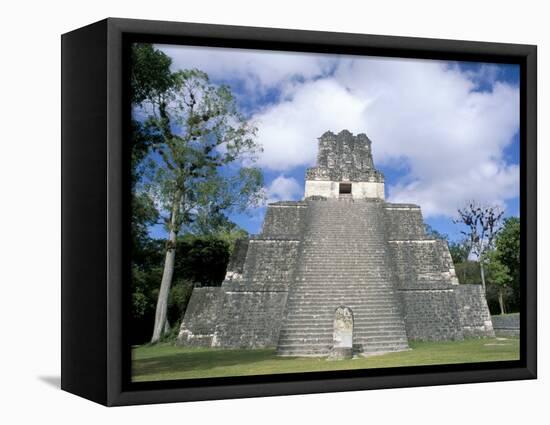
(133, 348, 281, 377)
(132, 338, 520, 381)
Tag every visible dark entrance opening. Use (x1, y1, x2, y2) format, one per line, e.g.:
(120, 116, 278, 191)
(339, 182, 352, 194)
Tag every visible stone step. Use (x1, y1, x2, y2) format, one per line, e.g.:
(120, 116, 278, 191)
(279, 331, 407, 339)
(290, 289, 396, 294)
(281, 319, 405, 326)
(294, 273, 394, 278)
(301, 248, 386, 252)
(301, 237, 386, 241)
(289, 288, 397, 293)
(283, 316, 405, 323)
(288, 287, 397, 292)
(293, 285, 395, 289)
(287, 300, 400, 306)
(291, 283, 396, 287)
(287, 292, 397, 296)
(280, 324, 406, 331)
(277, 343, 411, 352)
(274, 200, 411, 356)
(276, 342, 409, 354)
(287, 298, 399, 303)
(279, 328, 406, 334)
(297, 258, 390, 262)
(289, 293, 397, 298)
(292, 282, 395, 286)
(283, 319, 405, 327)
(286, 308, 403, 313)
(291, 285, 396, 290)
(285, 311, 403, 318)
(290, 286, 396, 290)
(294, 279, 394, 283)
(286, 296, 398, 302)
(285, 304, 402, 311)
(285, 310, 404, 317)
(285, 308, 404, 314)
(284, 319, 405, 326)
(296, 264, 393, 268)
(305, 229, 384, 233)
(288, 294, 397, 299)
(278, 338, 409, 346)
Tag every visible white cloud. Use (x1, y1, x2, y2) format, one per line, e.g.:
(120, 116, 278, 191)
(252, 78, 369, 170)
(253, 56, 519, 217)
(156, 45, 520, 218)
(266, 175, 302, 203)
(388, 162, 519, 217)
(157, 44, 334, 94)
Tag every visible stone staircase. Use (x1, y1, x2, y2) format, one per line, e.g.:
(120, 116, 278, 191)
(276, 198, 410, 356)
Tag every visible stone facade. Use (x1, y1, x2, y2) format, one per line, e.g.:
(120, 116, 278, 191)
(491, 313, 520, 337)
(177, 130, 495, 356)
(304, 130, 385, 200)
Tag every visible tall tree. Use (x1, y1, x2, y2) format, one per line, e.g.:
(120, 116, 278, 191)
(130, 44, 171, 251)
(453, 202, 504, 293)
(130, 45, 264, 343)
(448, 239, 470, 265)
(486, 250, 512, 314)
(494, 217, 520, 311)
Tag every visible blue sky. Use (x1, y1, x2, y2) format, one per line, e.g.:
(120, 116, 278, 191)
(143, 44, 520, 242)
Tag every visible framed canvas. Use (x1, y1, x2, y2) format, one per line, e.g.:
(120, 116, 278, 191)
(61, 18, 537, 406)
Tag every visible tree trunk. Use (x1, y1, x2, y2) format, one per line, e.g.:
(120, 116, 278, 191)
(479, 258, 486, 293)
(498, 289, 506, 315)
(151, 191, 182, 343)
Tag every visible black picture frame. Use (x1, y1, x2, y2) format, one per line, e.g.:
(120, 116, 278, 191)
(61, 17, 537, 406)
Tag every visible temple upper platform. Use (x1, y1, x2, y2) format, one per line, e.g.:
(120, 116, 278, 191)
(304, 130, 385, 200)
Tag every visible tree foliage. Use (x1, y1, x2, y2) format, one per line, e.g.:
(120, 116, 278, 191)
(130, 235, 236, 344)
(491, 217, 520, 313)
(454, 260, 481, 285)
(129, 44, 264, 342)
(175, 235, 231, 287)
(140, 67, 265, 232)
(453, 201, 504, 292)
(451, 208, 520, 315)
(494, 217, 520, 289)
(448, 239, 470, 265)
(131, 43, 174, 106)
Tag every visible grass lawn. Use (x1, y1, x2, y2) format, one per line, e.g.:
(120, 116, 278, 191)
(132, 337, 519, 382)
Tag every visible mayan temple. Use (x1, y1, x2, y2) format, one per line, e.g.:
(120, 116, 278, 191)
(177, 130, 494, 357)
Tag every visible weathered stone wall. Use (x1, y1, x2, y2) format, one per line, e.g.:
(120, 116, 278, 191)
(261, 202, 308, 237)
(241, 239, 300, 287)
(304, 130, 385, 199)
(226, 239, 249, 274)
(388, 205, 464, 341)
(304, 180, 339, 199)
(213, 286, 288, 348)
(304, 180, 384, 200)
(305, 130, 384, 183)
(384, 205, 426, 240)
(176, 287, 223, 346)
(455, 285, 495, 338)
(351, 181, 385, 200)
(400, 289, 464, 341)
(177, 130, 497, 351)
(210, 235, 300, 348)
(491, 313, 520, 337)
(389, 240, 456, 290)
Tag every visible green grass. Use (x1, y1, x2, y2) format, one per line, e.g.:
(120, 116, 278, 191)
(132, 337, 519, 382)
